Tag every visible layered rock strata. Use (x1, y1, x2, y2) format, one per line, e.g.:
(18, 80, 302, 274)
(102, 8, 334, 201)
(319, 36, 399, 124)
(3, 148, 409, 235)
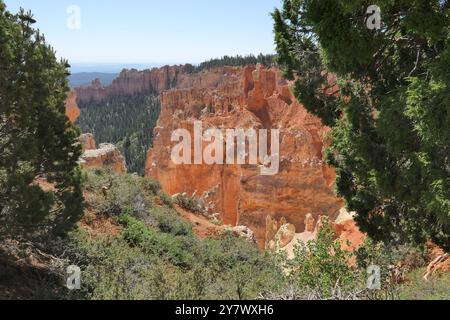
(79, 141, 127, 174)
(146, 65, 343, 246)
(75, 65, 193, 104)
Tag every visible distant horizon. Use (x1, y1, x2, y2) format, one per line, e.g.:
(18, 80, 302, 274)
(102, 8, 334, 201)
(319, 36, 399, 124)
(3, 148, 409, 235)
(69, 53, 274, 73)
(70, 62, 170, 73)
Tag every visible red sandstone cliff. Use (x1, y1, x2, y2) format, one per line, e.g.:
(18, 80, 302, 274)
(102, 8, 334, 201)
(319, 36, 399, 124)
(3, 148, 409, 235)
(78, 133, 97, 151)
(146, 65, 343, 246)
(75, 65, 194, 104)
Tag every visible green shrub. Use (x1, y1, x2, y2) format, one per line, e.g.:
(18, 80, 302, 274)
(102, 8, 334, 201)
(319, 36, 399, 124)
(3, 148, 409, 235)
(83, 169, 161, 217)
(158, 191, 174, 208)
(62, 230, 171, 300)
(118, 214, 194, 268)
(355, 239, 428, 300)
(399, 269, 450, 300)
(153, 209, 192, 236)
(69, 169, 438, 300)
(289, 224, 360, 299)
(356, 239, 427, 272)
(59, 214, 285, 300)
(174, 193, 204, 213)
(141, 178, 162, 195)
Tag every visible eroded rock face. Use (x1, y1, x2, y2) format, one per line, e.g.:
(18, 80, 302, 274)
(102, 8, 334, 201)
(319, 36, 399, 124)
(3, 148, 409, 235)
(224, 225, 257, 244)
(276, 223, 297, 249)
(268, 209, 366, 259)
(146, 65, 343, 247)
(79, 141, 127, 174)
(78, 133, 97, 151)
(75, 65, 194, 104)
(65, 90, 80, 123)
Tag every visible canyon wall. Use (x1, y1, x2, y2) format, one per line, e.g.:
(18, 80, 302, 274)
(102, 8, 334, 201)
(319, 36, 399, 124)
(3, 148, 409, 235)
(75, 64, 347, 246)
(75, 65, 194, 104)
(146, 65, 344, 246)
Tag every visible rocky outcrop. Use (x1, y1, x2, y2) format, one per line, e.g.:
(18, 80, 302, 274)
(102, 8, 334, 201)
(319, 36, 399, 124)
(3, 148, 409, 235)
(75, 65, 194, 104)
(78, 133, 97, 151)
(65, 90, 80, 123)
(79, 138, 127, 174)
(68, 86, 126, 173)
(176, 206, 257, 243)
(275, 223, 297, 249)
(267, 210, 365, 259)
(146, 65, 344, 247)
(224, 225, 257, 243)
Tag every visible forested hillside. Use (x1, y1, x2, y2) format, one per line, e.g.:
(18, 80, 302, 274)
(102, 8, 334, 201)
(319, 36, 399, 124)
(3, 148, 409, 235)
(192, 53, 276, 72)
(77, 94, 160, 175)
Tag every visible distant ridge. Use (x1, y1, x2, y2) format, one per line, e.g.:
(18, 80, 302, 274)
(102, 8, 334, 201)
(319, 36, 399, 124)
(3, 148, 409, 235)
(73, 54, 277, 103)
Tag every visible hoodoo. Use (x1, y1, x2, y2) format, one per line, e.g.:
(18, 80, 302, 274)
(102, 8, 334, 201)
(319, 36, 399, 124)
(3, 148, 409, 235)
(145, 65, 343, 246)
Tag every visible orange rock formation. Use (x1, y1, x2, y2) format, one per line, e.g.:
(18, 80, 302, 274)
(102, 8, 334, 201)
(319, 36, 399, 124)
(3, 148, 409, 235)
(75, 65, 193, 104)
(78, 133, 97, 151)
(65, 90, 80, 123)
(78, 134, 127, 174)
(146, 65, 343, 246)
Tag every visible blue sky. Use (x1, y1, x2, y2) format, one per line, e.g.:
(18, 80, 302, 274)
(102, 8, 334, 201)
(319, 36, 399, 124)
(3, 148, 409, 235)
(4, 0, 281, 64)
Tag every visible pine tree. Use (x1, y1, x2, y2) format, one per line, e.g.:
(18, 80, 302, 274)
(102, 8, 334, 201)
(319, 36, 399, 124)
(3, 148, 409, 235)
(194, 54, 276, 72)
(273, 0, 450, 250)
(0, 2, 83, 239)
(77, 94, 160, 175)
